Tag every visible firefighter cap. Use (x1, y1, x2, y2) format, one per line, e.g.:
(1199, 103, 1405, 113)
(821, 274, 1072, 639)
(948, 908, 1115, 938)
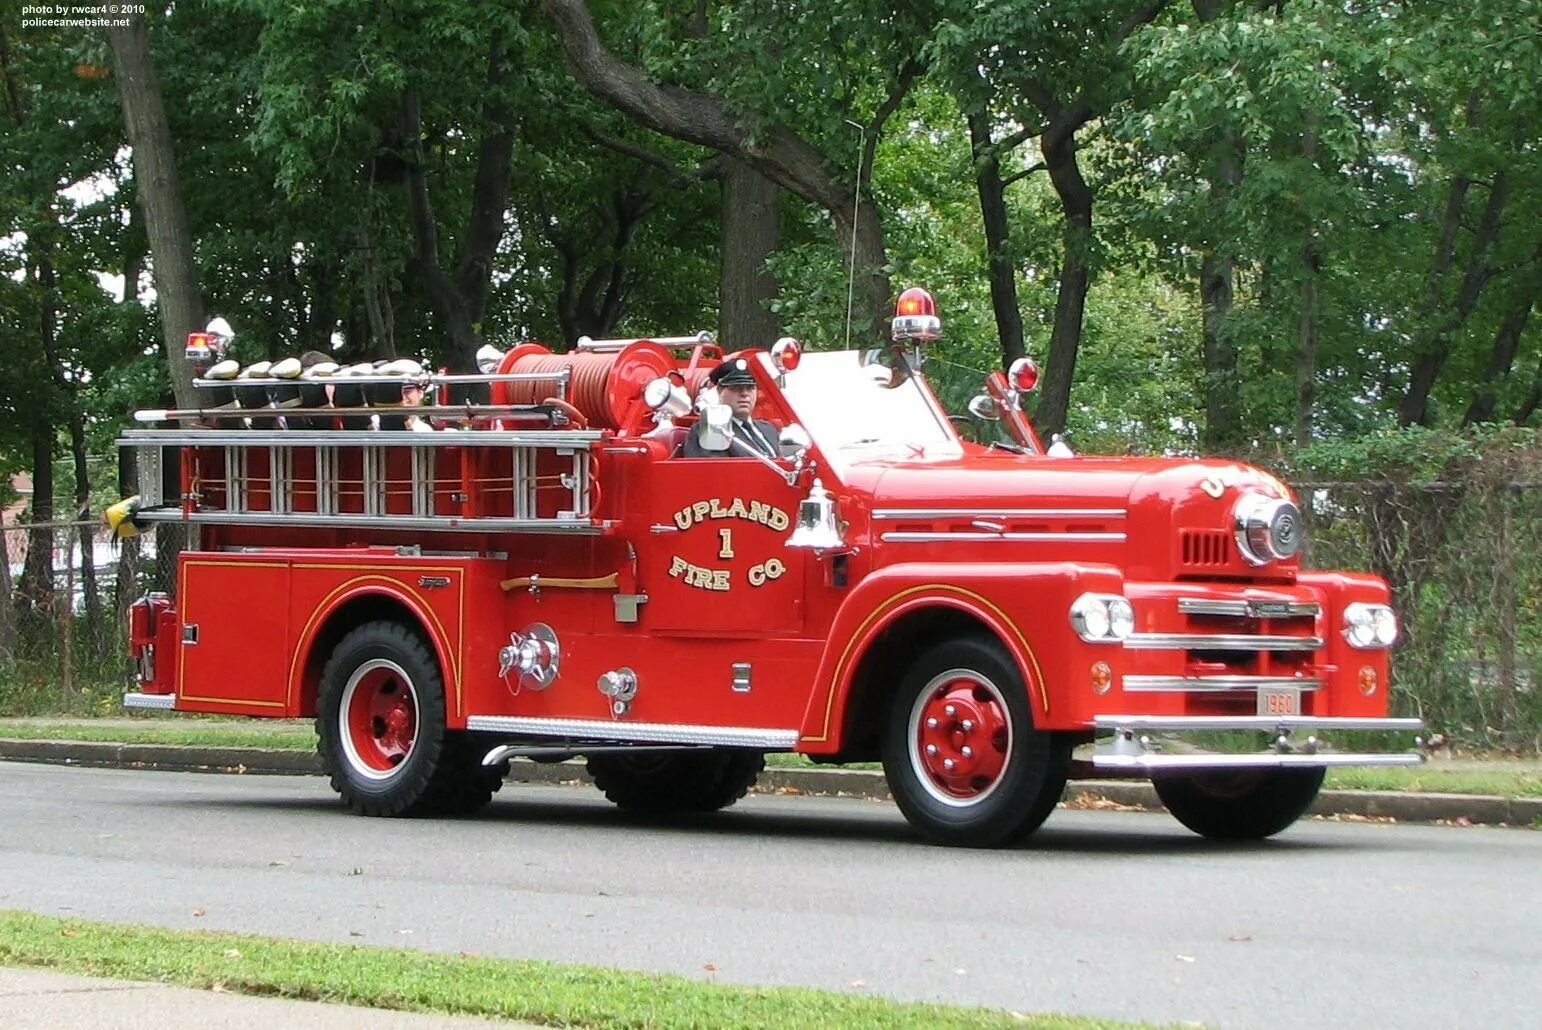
(708, 358, 757, 388)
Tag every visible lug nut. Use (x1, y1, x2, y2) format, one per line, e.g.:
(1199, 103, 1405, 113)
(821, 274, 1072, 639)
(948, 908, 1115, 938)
(925, 744, 938, 756)
(943, 758, 955, 771)
(961, 719, 974, 733)
(961, 746, 973, 758)
(944, 704, 957, 717)
(926, 717, 938, 729)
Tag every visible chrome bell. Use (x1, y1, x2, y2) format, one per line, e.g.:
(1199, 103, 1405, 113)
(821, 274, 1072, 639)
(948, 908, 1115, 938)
(785, 478, 845, 551)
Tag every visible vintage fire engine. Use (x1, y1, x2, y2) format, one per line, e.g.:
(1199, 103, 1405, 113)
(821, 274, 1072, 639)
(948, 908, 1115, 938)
(116, 289, 1421, 846)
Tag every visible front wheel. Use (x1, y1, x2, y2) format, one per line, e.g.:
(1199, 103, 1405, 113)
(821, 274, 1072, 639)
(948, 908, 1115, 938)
(881, 636, 1068, 847)
(1154, 767, 1326, 840)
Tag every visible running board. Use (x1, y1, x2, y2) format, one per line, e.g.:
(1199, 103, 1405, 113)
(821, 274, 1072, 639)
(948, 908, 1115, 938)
(465, 715, 799, 755)
(123, 692, 177, 710)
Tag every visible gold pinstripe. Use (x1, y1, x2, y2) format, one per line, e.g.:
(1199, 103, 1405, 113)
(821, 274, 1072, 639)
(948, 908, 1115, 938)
(284, 572, 465, 714)
(803, 583, 1047, 743)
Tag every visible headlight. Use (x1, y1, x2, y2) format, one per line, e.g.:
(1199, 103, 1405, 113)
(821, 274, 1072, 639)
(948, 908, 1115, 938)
(1071, 593, 1134, 643)
(1343, 602, 1398, 649)
(1233, 493, 1302, 565)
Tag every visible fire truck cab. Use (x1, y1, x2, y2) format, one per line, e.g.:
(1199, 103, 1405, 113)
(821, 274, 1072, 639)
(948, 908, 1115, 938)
(119, 289, 1422, 846)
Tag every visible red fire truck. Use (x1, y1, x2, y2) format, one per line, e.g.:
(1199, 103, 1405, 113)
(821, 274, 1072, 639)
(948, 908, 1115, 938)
(117, 288, 1421, 846)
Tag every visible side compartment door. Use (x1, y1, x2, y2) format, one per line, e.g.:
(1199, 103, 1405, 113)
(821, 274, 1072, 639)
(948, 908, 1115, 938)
(176, 555, 293, 715)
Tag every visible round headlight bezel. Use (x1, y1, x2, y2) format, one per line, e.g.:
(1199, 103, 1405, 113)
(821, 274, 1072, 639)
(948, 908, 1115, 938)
(1343, 602, 1398, 649)
(1233, 493, 1303, 566)
(1070, 593, 1134, 643)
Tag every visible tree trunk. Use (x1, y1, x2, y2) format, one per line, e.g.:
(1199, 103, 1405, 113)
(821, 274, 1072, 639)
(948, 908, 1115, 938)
(1515, 351, 1542, 426)
(719, 159, 781, 350)
(69, 410, 104, 659)
(0, 516, 14, 662)
(1400, 170, 1510, 426)
(1034, 117, 1093, 437)
(966, 110, 1025, 372)
(105, 13, 202, 410)
(1463, 250, 1538, 426)
(401, 32, 517, 373)
(20, 420, 54, 617)
(1200, 246, 1241, 451)
(1296, 237, 1321, 447)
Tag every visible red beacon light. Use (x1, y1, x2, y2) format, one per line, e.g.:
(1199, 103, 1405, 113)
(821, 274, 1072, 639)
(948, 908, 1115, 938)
(891, 286, 941, 343)
(1008, 356, 1039, 393)
(185, 332, 218, 364)
(771, 336, 802, 374)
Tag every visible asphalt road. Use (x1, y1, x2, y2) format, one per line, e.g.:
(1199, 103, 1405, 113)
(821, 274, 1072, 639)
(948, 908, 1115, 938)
(2, 763, 1537, 1029)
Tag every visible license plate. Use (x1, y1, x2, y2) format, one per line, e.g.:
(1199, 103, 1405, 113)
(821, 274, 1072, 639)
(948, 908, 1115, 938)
(1257, 685, 1301, 717)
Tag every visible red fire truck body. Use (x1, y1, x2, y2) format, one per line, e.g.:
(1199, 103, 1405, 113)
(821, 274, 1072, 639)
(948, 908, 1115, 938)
(121, 295, 1420, 845)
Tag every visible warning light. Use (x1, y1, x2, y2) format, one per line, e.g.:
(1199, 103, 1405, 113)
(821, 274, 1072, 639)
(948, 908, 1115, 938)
(891, 287, 941, 342)
(1008, 357, 1039, 393)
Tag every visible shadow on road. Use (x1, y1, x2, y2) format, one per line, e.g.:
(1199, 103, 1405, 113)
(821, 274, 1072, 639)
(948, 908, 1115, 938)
(171, 784, 1366, 857)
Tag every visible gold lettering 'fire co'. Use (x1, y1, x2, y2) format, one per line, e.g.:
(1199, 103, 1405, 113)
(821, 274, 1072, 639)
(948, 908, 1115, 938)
(672, 497, 790, 532)
(667, 497, 792, 592)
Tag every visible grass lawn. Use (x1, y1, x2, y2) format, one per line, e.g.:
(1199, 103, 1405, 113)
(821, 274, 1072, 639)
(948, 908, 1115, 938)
(0, 911, 1137, 1029)
(3, 718, 1539, 798)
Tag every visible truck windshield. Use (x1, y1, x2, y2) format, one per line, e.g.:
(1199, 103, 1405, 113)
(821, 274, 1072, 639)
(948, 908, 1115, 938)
(772, 350, 962, 465)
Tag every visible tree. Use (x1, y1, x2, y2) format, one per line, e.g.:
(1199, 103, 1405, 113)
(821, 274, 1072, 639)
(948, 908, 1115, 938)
(104, 12, 201, 409)
(540, 0, 930, 342)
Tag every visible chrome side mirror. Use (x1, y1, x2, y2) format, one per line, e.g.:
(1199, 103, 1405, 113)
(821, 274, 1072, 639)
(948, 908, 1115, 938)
(779, 423, 811, 458)
(967, 394, 1001, 421)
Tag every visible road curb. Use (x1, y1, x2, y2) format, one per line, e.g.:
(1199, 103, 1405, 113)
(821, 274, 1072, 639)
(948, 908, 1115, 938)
(2, 738, 1536, 827)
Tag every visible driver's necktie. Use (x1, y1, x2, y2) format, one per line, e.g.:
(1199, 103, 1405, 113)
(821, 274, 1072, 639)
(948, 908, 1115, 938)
(737, 420, 771, 456)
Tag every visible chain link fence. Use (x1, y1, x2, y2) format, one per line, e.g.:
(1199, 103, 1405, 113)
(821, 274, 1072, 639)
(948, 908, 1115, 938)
(1300, 479, 1540, 752)
(2, 482, 1537, 749)
(0, 520, 177, 714)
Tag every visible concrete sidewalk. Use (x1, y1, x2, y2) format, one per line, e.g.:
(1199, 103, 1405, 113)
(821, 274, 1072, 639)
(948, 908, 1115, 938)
(1, 735, 1539, 827)
(0, 966, 532, 1029)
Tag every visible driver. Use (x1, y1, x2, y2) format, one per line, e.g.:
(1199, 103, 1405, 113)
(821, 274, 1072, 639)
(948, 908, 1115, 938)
(683, 358, 780, 458)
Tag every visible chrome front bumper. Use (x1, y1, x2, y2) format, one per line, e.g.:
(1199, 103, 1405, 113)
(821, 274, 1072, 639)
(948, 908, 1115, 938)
(1092, 714, 1425, 771)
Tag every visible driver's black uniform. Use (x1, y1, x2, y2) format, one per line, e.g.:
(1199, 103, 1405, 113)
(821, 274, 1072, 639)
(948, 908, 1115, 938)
(682, 417, 780, 458)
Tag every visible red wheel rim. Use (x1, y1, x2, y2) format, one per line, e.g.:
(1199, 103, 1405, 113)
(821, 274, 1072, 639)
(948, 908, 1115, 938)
(340, 660, 419, 780)
(908, 671, 1012, 807)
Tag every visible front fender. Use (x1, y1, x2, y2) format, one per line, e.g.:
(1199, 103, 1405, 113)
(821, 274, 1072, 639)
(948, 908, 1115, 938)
(798, 562, 1125, 747)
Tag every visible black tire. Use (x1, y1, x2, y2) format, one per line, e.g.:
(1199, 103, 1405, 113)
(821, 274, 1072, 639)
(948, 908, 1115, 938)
(1153, 767, 1326, 840)
(316, 621, 499, 817)
(881, 635, 1068, 847)
(585, 750, 765, 814)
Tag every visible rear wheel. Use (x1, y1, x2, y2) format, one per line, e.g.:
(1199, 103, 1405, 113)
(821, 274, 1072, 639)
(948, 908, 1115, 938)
(585, 750, 764, 814)
(317, 621, 500, 817)
(1154, 767, 1325, 840)
(881, 636, 1068, 847)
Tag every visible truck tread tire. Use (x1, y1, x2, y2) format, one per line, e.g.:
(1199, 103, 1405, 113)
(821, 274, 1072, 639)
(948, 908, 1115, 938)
(586, 751, 765, 814)
(882, 635, 1068, 847)
(1153, 767, 1326, 840)
(316, 620, 497, 817)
